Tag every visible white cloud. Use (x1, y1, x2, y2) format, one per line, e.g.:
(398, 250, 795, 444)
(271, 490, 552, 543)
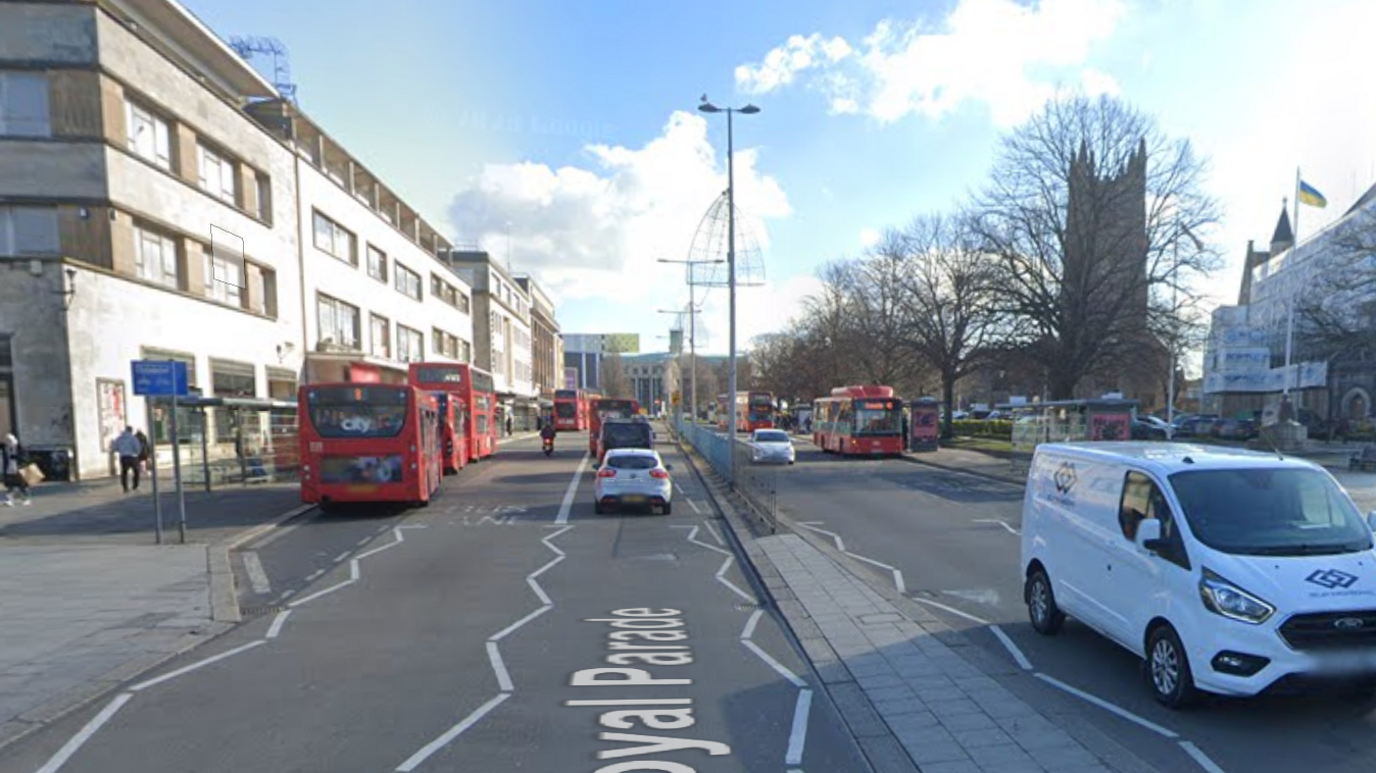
(446, 111, 791, 307)
(685, 274, 824, 356)
(736, 0, 1127, 126)
(859, 227, 881, 248)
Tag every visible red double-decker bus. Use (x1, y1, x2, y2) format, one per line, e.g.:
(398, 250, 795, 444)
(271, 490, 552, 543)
(434, 392, 469, 473)
(553, 388, 592, 431)
(813, 385, 904, 456)
(408, 362, 498, 461)
(717, 391, 776, 433)
(589, 397, 641, 454)
(298, 383, 443, 507)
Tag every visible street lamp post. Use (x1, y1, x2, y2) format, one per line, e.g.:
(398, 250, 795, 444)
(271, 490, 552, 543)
(1168, 223, 1204, 438)
(698, 97, 759, 486)
(659, 257, 723, 425)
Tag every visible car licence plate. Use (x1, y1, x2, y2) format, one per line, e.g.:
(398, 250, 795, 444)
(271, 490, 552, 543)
(347, 484, 379, 494)
(623, 495, 646, 504)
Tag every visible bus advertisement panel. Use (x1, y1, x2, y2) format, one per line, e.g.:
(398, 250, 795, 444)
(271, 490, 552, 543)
(717, 391, 775, 433)
(554, 388, 591, 431)
(813, 385, 904, 456)
(589, 398, 641, 454)
(409, 362, 498, 461)
(909, 397, 941, 452)
(299, 383, 443, 506)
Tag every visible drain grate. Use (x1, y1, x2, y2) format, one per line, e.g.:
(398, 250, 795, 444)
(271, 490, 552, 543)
(240, 604, 286, 617)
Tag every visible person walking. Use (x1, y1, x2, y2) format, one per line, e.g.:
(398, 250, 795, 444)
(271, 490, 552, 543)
(3, 432, 32, 506)
(111, 425, 143, 493)
(505, 413, 514, 437)
(135, 427, 151, 474)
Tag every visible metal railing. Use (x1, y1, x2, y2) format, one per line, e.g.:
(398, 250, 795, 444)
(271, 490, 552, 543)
(672, 415, 777, 533)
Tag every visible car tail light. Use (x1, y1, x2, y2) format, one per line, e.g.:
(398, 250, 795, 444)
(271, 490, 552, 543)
(649, 469, 669, 479)
(597, 468, 617, 478)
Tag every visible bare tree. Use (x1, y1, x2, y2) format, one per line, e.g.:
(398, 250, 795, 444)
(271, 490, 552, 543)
(896, 213, 1006, 438)
(1294, 200, 1376, 359)
(599, 353, 632, 400)
(970, 92, 1222, 400)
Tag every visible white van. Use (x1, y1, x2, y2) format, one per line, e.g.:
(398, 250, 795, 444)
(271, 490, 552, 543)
(1021, 442, 1376, 708)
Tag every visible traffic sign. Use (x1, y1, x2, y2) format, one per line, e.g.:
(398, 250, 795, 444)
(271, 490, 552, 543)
(131, 360, 189, 397)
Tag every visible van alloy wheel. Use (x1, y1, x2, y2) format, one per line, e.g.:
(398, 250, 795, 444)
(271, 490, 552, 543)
(1150, 638, 1179, 696)
(1146, 625, 1198, 709)
(1026, 570, 1064, 635)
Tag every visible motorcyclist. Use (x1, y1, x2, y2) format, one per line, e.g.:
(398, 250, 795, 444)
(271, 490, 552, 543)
(540, 422, 557, 448)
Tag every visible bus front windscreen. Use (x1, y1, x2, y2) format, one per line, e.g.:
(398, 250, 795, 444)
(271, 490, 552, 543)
(854, 401, 901, 435)
(306, 386, 409, 438)
(555, 403, 578, 418)
(749, 394, 772, 407)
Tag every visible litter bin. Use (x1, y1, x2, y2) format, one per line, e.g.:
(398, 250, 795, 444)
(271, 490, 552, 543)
(26, 447, 73, 482)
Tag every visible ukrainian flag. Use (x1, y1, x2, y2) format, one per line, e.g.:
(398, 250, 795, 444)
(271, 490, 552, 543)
(1299, 179, 1328, 208)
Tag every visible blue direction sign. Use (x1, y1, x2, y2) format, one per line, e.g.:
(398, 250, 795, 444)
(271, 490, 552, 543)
(131, 360, 189, 397)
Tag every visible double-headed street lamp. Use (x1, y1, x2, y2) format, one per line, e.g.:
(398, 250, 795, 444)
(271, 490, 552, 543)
(659, 257, 723, 424)
(698, 96, 759, 484)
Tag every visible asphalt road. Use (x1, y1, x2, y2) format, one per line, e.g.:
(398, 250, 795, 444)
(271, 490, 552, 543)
(0, 431, 871, 773)
(763, 433, 1376, 773)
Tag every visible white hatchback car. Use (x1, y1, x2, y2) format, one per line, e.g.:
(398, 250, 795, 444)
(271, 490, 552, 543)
(594, 448, 673, 515)
(750, 429, 796, 465)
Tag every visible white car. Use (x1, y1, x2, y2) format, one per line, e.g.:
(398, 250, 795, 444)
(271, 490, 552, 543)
(594, 448, 673, 515)
(750, 429, 795, 465)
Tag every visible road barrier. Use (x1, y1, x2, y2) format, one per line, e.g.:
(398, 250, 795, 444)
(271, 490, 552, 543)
(672, 416, 777, 533)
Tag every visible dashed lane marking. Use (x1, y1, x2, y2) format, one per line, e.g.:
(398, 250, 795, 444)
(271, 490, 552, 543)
(241, 551, 271, 595)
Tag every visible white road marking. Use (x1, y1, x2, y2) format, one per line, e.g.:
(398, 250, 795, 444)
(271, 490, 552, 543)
(488, 605, 552, 642)
(394, 693, 511, 772)
(740, 608, 765, 641)
(129, 640, 267, 692)
(486, 641, 513, 692)
(797, 522, 845, 552)
(687, 498, 704, 514)
(684, 522, 758, 604)
(349, 559, 360, 581)
(973, 518, 1021, 536)
(242, 551, 271, 595)
(399, 524, 428, 529)
(742, 639, 807, 688)
(942, 588, 1002, 607)
(703, 520, 725, 547)
(785, 688, 813, 766)
(1033, 673, 1179, 738)
(33, 692, 134, 773)
(911, 596, 992, 625)
(356, 537, 401, 560)
(1179, 740, 1229, 773)
(543, 525, 573, 554)
(287, 577, 355, 608)
(796, 520, 823, 526)
(331, 551, 349, 563)
(797, 523, 904, 593)
(989, 625, 1033, 671)
(304, 568, 325, 582)
(567, 698, 693, 706)
(266, 609, 292, 639)
(555, 452, 590, 525)
(356, 537, 371, 546)
(246, 518, 309, 551)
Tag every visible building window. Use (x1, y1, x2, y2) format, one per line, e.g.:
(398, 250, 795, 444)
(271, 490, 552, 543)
(203, 246, 243, 307)
(457, 292, 470, 314)
(255, 174, 272, 222)
(431, 328, 460, 359)
(210, 359, 256, 441)
(316, 294, 360, 350)
(266, 368, 296, 401)
(125, 98, 171, 170)
(142, 347, 197, 443)
(0, 206, 59, 257)
(197, 143, 237, 204)
(367, 244, 388, 282)
(460, 339, 472, 362)
(134, 223, 180, 289)
(252, 268, 278, 318)
(312, 210, 356, 265)
(394, 263, 422, 301)
(370, 314, 391, 359)
(397, 325, 423, 362)
(430, 274, 464, 308)
(0, 71, 50, 137)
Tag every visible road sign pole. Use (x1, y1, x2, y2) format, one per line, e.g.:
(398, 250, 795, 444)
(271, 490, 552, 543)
(170, 391, 188, 544)
(147, 400, 162, 545)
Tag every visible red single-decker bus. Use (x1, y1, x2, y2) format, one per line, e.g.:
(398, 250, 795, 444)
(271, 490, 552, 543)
(813, 385, 904, 456)
(408, 362, 498, 461)
(589, 397, 641, 454)
(299, 383, 443, 507)
(554, 388, 592, 431)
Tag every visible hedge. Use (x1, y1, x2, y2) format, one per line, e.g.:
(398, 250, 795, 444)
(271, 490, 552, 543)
(950, 419, 1014, 439)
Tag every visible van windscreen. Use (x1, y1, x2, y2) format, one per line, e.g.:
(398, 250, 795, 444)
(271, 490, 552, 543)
(1169, 468, 1372, 556)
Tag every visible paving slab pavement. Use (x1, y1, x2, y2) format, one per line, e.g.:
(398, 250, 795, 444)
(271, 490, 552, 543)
(0, 479, 308, 753)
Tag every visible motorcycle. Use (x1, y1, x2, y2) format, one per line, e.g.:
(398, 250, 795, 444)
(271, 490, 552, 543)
(542, 437, 554, 456)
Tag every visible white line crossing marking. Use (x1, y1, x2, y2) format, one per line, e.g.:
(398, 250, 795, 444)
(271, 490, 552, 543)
(242, 551, 271, 595)
(703, 520, 725, 547)
(687, 498, 704, 514)
(555, 452, 589, 525)
(740, 608, 765, 641)
(742, 639, 807, 688)
(1033, 673, 1179, 738)
(129, 640, 267, 692)
(287, 577, 355, 608)
(989, 625, 1033, 671)
(785, 688, 813, 766)
(973, 518, 1021, 536)
(33, 692, 134, 773)
(356, 537, 401, 561)
(265, 609, 292, 640)
(1179, 740, 1229, 773)
(797, 522, 845, 552)
(489, 605, 552, 642)
(683, 524, 758, 604)
(486, 641, 513, 692)
(394, 693, 511, 772)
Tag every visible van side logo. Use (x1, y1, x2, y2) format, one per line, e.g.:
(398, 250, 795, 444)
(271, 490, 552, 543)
(1053, 462, 1078, 494)
(1306, 569, 1359, 590)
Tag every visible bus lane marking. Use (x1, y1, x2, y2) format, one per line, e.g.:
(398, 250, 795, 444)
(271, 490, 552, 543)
(241, 551, 271, 595)
(682, 525, 757, 605)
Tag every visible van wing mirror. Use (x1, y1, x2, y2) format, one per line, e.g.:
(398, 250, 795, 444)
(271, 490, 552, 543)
(1137, 518, 1165, 552)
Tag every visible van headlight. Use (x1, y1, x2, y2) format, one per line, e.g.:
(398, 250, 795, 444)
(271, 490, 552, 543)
(1199, 568, 1275, 624)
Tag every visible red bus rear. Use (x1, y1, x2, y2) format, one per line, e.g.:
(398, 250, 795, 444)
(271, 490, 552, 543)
(298, 383, 443, 507)
(408, 362, 498, 461)
(717, 391, 775, 433)
(554, 388, 591, 431)
(434, 392, 469, 473)
(813, 385, 904, 456)
(589, 398, 641, 454)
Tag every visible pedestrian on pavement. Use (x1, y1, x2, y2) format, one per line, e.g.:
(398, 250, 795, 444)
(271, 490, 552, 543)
(506, 414, 514, 437)
(3, 431, 32, 506)
(111, 425, 143, 493)
(135, 428, 151, 473)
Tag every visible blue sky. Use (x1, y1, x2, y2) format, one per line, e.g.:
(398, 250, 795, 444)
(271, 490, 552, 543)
(183, 0, 1376, 362)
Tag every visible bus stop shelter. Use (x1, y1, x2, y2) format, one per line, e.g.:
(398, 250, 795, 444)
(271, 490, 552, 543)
(1001, 398, 1139, 473)
(150, 395, 299, 488)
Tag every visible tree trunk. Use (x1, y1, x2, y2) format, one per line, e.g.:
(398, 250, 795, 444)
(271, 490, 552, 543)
(1048, 368, 1078, 402)
(942, 373, 957, 441)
